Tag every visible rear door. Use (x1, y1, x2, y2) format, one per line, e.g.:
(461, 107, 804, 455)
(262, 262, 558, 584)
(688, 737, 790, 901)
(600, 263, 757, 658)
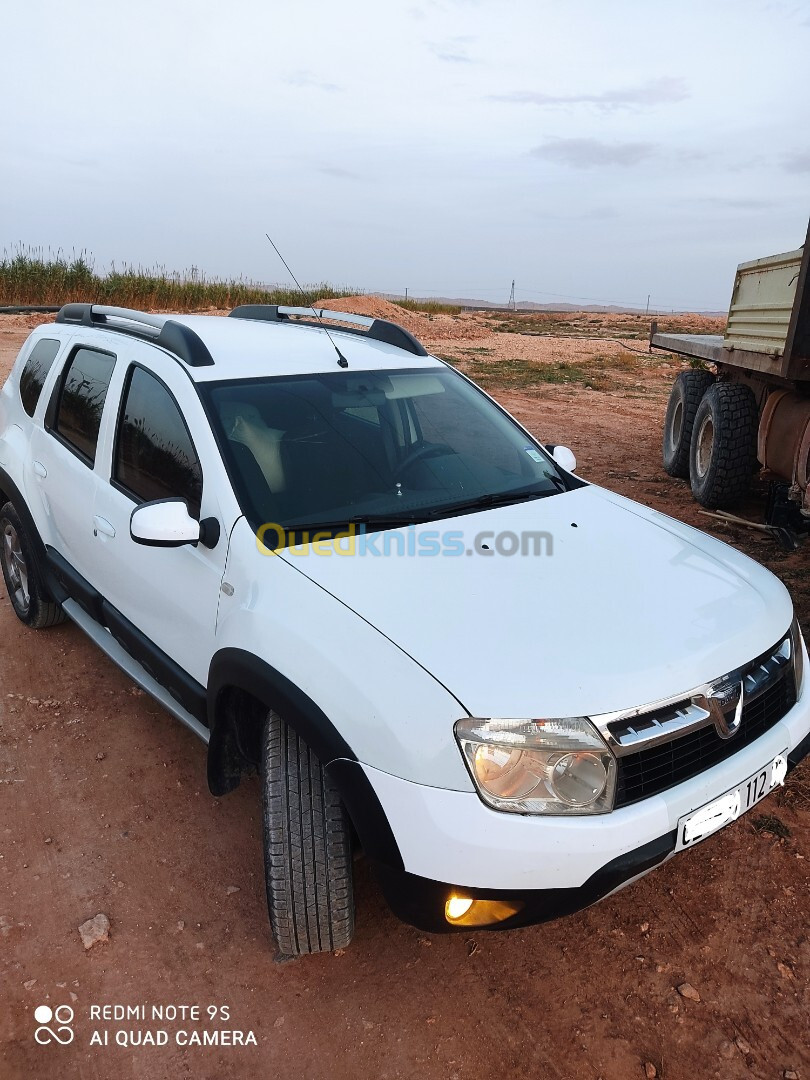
(28, 342, 118, 598)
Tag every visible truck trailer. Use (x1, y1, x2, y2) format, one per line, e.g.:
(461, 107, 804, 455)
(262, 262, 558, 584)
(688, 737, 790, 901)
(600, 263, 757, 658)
(651, 220, 810, 529)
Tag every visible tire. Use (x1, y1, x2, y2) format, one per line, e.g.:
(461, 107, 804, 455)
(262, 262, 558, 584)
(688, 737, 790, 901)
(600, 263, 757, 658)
(0, 502, 65, 629)
(261, 710, 355, 956)
(689, 383, 759, 508)
(662, 370, 715, 478)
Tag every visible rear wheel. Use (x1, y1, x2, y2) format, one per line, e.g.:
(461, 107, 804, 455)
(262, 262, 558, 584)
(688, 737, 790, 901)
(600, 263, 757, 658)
(662, 370, 715, 477)
(0, 502, 65, 628)
(261, 710, 355, 956)
(689, 383, 759, 508)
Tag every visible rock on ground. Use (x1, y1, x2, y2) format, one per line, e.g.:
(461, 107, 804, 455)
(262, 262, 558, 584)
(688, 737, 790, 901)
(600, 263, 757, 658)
(676, 982, 701, 1002)
(78, 914, 110, 950)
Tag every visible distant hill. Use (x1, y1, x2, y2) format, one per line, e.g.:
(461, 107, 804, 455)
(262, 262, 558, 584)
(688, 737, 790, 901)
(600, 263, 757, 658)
(386, 295, 726, 317)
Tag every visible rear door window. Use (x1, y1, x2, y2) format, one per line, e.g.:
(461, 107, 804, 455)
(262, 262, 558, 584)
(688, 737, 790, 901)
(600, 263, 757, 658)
(51, 347, 116, 465)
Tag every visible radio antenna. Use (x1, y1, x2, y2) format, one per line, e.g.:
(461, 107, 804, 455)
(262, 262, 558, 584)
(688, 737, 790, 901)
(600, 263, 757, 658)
(265, 233, 349, 368)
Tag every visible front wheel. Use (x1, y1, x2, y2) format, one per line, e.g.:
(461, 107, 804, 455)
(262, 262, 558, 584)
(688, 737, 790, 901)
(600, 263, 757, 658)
(261, 710, 355, 956)
(0, 502, 65, 628)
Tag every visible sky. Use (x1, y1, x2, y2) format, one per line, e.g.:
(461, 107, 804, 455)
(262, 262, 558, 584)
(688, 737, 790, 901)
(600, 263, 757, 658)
(2, 0, 809, 311)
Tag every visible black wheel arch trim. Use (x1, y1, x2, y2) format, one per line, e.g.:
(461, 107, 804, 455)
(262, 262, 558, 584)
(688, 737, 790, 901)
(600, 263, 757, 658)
(207, 648, 354, 764)
(325, 758, 404, 870)
(0, 467, 65, 603)
(206, 647, 403, 869)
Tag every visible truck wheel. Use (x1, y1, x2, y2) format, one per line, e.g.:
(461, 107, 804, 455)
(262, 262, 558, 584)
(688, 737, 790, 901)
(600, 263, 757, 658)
(662, 370, 715, 477)
(689, 383, 759, 508)
(0, 502, 65, 629)
(261, 710, 355, 956)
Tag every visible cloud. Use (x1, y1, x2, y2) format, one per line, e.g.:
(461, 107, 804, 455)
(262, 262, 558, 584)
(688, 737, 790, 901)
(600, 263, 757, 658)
(531, 138, 658, 168)
(579, 206, 619, 220)
(492, 76, 688, 111)
(784, 151, 810, 173)
(428, 35, 477, 63)
(284, 70, 342, 92)
(692, 196, 775, 210)
(318, 165, 362, 180)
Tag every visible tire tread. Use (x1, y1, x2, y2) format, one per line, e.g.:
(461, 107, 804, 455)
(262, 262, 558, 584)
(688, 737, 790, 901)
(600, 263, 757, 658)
(662, 370, 715, 478)
(689, 382, 759, 508)
(261, 712, 354, 956)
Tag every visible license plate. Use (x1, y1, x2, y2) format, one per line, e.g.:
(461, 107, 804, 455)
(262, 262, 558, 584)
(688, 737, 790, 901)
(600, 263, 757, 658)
(676, 752, 789, 850)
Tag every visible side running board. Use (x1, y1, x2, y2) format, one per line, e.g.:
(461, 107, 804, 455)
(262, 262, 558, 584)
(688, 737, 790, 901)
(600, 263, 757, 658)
(62, 599, 210, 745)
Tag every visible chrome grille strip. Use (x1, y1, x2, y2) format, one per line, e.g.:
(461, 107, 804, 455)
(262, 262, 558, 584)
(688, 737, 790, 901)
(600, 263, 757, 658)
(594, 633, 793, 758)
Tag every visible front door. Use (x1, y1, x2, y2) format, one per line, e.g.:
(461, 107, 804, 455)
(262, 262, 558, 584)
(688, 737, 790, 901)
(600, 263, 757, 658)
(89, 351, 234, 688)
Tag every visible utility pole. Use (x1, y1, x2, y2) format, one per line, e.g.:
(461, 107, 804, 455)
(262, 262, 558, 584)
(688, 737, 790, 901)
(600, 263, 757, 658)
(645, 294, 650, 316)
(508, 280, 516, 310)
(405, 288, 408, 301)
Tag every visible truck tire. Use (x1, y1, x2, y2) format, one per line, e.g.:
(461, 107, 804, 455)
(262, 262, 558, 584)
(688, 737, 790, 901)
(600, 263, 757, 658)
(261, 710, 355, 956)
(689, 383, 759, 508)
(662, 370, 715, 477)
(0, 502, 66, 629)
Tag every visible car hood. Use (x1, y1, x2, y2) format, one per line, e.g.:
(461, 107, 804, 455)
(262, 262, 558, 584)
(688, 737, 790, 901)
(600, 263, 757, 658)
(279, 485, 792, 718)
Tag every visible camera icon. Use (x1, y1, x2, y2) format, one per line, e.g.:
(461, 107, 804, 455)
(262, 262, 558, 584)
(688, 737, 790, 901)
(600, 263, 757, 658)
(34, 1005, 74, 1046)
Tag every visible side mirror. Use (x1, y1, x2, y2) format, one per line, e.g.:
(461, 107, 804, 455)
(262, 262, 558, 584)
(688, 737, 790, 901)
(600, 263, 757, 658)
(130, 499, 201, 548)
(547, 444, 577, 473)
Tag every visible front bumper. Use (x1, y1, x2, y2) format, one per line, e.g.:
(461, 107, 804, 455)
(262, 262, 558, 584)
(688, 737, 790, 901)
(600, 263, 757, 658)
(362, 691, 810, 933)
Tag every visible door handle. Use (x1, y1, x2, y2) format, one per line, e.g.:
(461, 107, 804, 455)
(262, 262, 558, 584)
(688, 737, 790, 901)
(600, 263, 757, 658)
(32, 460, 47, 478)
(93, 516, 116, 538)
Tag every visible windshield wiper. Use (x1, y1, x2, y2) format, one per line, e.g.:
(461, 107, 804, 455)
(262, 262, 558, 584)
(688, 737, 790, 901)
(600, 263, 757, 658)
(280, 512, 422, 533)
(280, 482, 565, 534)
(423, 486, 559, 520)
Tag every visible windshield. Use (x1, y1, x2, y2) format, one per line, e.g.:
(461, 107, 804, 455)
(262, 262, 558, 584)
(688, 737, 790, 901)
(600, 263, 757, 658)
(201, 366, 572, 539)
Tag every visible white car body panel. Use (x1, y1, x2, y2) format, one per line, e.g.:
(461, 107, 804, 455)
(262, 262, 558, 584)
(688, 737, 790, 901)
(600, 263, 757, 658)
(219, 517, 473, 789)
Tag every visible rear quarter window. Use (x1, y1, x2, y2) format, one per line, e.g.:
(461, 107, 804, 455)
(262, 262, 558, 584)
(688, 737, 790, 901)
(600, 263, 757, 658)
(19, 339, 61, 417)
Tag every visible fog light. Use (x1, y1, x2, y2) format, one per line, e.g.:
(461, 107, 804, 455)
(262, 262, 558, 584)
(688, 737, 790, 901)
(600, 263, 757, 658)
(445, 895, 474, 921)
(444, 896, 524, 926)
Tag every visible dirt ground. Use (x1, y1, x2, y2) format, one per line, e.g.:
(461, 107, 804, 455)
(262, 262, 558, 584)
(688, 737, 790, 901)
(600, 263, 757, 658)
(1, 307, 808, 1080)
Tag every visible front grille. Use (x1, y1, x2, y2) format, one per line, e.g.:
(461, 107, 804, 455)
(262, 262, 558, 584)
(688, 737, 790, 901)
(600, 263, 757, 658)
(614, 670, 796, 808)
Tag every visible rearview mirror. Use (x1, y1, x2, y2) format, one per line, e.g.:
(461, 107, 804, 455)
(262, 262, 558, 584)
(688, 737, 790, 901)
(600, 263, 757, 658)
(547, 444, 577, 473)
(130, 499, 201, 548)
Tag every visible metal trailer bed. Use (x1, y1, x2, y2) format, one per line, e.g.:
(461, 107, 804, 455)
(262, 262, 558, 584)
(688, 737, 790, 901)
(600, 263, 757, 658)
(650, 220, 810, 384)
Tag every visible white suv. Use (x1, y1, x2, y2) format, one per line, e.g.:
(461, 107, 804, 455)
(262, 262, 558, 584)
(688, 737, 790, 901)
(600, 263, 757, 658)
(2, 303, 809, 955)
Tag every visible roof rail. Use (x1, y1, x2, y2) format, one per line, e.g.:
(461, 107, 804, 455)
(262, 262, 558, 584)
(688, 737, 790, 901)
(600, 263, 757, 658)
(228, 304, 428, 358)
(55, 304, 215, 367)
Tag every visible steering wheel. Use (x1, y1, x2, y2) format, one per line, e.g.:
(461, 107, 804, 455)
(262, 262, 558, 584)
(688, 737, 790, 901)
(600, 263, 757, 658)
(393, 443, 451, 478)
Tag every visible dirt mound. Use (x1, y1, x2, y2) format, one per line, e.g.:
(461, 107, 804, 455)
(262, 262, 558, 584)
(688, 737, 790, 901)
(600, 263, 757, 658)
(315, 295, 428, 334)
(0, 311, 58, 331)
(315, 294, 489, 346)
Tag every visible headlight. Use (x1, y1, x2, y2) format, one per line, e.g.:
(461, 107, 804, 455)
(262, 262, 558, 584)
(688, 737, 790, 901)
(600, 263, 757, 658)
(455, 717, 616, 815)
(791, 616, 805, 697)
